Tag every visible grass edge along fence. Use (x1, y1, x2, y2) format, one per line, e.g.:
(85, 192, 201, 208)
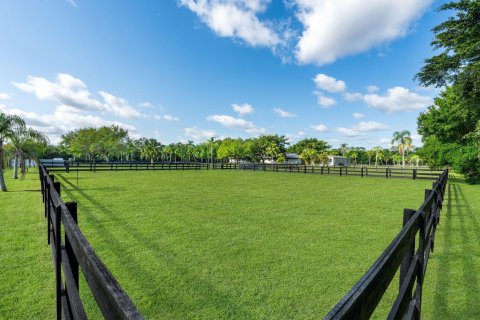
(43, 161, 444, 181)
(39, 164, 143, 320)
(324, 169, 448, 320)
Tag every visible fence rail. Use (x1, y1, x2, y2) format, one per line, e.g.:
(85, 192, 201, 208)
(324, 169, 448, 319)
(39, 165, 143, 320)
(42, 161, 445, 181)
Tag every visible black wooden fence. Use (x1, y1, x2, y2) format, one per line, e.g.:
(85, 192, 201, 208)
(39, 164, 143, 320)
(324, 169, 448, 319)
(42, 161, 444, 181)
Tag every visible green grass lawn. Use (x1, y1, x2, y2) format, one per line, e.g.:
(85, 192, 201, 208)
(54, 170, 433, 319)
(1, 169, 478, 319)
(0, 169, 54, 319)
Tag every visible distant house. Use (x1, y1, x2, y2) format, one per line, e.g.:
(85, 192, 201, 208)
(284, 153, 302, 165)
(264, 153, 302, 164)
(325, 156, 349, 167)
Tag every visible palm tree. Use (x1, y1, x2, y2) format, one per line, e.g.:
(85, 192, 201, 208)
(392, 130, 413, 168)
(265, 142, 280, 163)
(11, 127, 48, 179)
(347, 150, 358, 166)
(367, 149, 375, 166)
(411, 154, 421, 167)
(339, 143, 349, 156)
(299, 148, 317, 166)
(139, 138, 161, 163)
(373, 146, 384, 167)
(0, 113, 26, 191)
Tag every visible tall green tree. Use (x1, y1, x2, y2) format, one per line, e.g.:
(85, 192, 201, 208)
(391, 130, 412, 167)
(416, 0, 480, 181)
(0, 113, 25, 191)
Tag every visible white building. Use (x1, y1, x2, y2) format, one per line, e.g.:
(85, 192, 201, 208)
(284, 153, 302, 165)
(325, 156, 350, 167)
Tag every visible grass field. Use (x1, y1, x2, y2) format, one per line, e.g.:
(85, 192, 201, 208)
(1, 169, 478, 319)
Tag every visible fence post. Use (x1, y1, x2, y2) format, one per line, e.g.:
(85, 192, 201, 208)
(65, 202, 79, 291)
(55, 204, 62, 320)
(304, 165, 307, 174)
(400, 208, 416, 292)
(413, 169, 417, 180)
(340, 167, 342, 176)
(361, 167, 364, 178)
(386, 168, 389, 179)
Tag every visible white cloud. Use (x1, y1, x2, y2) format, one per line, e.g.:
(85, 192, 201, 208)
(352, 113, 365, 119)
(0, 93, 11, 100)
(13, 73, 142, 118)
(286, 130, 306, 143)
(232, 103, 254, 116)
(163, 114, 179, 121)
(0, 103, 140, 142)
(367, 85, 379, 93)
(139, 102, 154, 108)
(99, 91, 141, 118)
(294, 0, 433, 65)
(183, 127, 216, 142)
(273, 108, 296, 118)
(315, 93, 336, 108)
(179, 0, 280, 48)
(154, 114, 180, 122)
(206, 114, 265, 134)
(313, 74, 346, 92)
(353, 121, 388, 131)
(310, 124, 328, 132)
(336, 127, 362, 137)
(364, 87, 433, 113)
(335, 120, 388, 138)
(343, 92, 363, 102)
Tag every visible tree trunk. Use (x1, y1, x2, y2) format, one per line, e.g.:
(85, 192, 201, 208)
(0, 140, 7, 191)
(13, 154, 19, 179)
(402, 150, 405, 168)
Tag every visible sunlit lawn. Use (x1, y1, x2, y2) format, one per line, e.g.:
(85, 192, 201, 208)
(56, 170, 432, 319)
(2, 168, 478, 319)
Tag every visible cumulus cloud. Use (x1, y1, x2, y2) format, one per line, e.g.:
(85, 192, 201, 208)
(294, 0, 433, 65)
(313, 74, 346, 92)
(343, 92, 363, 102)
(183, 127, 216, 142)
(315, 93, 336, 108)
(273, 108, 296, 118)
(353, 121, 388, 131)
(206, 114, 265, 134)
(0, 103, 140, 143)
(0, 93, 11, 100)
(310, 124, 329, 132)
(364, 87, 433, 113)
(367, 85, 379, 93)
(179, 0, 281, 48)
(232, 103, 254, 116)
(12, 73, 142, 118)
(336, 120, 388, 138)
(352, 113, 365, 119)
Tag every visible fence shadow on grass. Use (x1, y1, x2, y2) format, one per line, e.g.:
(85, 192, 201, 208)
(56, 174, 253, 319)
(432, 182, 480, 318)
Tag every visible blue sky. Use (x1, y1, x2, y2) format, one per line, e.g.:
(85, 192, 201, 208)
(0, 0, 449, 148)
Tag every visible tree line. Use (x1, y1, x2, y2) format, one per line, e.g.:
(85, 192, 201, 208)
(415, 0, 480, 182)
(44, 126, 419, 167)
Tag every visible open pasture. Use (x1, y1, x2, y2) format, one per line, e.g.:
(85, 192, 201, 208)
(54, 170, 433, 319)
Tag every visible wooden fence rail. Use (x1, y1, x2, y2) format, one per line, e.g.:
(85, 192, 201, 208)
(324, 169, 448, 319)
(42, 161, 445, 181)
(39, 165, 143, 320)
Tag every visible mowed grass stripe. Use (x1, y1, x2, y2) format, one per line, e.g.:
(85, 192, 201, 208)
(55, 170, 432, 319)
